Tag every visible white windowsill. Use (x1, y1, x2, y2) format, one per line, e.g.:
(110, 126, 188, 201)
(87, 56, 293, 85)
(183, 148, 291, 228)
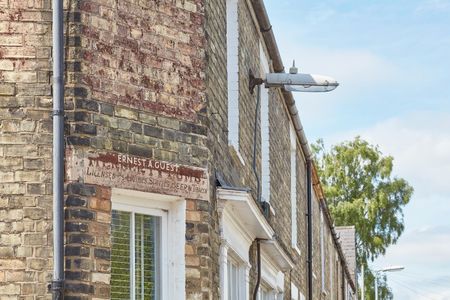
(269, 204, 276, 216)
(229, 143, 246, 166)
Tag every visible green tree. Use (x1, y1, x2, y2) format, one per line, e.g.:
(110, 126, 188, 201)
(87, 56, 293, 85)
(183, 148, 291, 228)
(312, 137, 413, 300)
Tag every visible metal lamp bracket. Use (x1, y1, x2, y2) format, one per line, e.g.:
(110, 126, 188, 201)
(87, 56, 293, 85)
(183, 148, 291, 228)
(249, 69, 264, 95)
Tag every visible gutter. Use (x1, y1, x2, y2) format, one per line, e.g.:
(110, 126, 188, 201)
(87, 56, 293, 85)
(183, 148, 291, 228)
(51, 0, 65, 298)
(251, 0, 356, 295)
(251, 0, 312, 161)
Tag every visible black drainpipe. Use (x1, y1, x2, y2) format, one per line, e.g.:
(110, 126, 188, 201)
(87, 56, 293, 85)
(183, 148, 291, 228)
(250, 79, 263, 300)
(252, 82, 262, 204)
(252, 239, 262, 300)
(307, 160, 313, 300)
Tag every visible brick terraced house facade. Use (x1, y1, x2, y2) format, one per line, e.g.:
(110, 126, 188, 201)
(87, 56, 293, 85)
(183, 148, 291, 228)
(0, 0, 357, 299)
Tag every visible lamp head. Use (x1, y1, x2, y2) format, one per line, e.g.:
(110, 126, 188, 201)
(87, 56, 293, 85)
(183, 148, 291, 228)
(284, 83, 339, 93)
(377, 266, 405, 273)
(248, 68, 339, 94)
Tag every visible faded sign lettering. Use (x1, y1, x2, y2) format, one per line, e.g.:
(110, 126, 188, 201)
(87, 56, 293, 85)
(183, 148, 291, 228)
(67, 149, 209, 200)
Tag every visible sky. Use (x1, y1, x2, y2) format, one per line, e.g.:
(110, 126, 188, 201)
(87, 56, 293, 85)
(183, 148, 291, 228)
(265, 0, 450, 299)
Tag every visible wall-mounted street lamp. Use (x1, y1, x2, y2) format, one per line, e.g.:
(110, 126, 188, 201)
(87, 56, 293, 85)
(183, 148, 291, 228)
(249, 61, 339, 94)
(248, 60, 339, 300)
(248, 60, 338, 300)
(374, 266, 405, 300)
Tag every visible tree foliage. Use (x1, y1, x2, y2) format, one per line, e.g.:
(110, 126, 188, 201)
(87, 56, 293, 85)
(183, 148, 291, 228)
(312, 137, 413, 299)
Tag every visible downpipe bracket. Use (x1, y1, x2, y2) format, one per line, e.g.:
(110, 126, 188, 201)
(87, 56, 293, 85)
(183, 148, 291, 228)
(51, 280, 64, 300)
(52, 109, 65, 116)
(249, 69, 264, 95)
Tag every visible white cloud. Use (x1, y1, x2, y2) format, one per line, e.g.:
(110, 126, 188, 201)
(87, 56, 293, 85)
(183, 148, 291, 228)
(279, 46, 401, 89)
(277, 45, 405, 122)
(417, 290, 450, 300)
(328, 110, 450, 198)
(416, 0, 450, 13)
(337, 111, 450, 299)
(375, 225, 450, 299)
(379, 225, 450, 265)
(392, 282, 450, 300)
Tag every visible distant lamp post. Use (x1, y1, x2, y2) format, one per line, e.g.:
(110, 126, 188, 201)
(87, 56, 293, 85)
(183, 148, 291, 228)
(374, 266, 405, 300)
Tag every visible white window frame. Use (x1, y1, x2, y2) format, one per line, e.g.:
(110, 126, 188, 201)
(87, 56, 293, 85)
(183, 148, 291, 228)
(111, 189, 186, 300)
(226, 251, 248, 300)
(299, 292, 305, 300)
(260, 42, 271, 204)
(291, 283, 299, 300)
(290, 123, 300, 254)
(259, 281, 278, 300)
(346, 280, 349, 300)
(330, 238, 334, 300)
(111, 203, 167, 300)
(226, 0, 245, 165)
(259, 251, 286, 300)
(218, 188, 274, 300)
(335, 255, 339, 300)
(320, 208, 326, 293)
(220, 242, 250, 300)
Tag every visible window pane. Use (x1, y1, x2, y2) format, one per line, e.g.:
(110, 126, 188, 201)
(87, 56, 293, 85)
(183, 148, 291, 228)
(111, 210, 131, 300)
(111, 210, 161, 300)
(228, 261, 239, 300)
(135, 213, 161, 300)
(260, 286, 272, 300)
(227, 262, 233, 300)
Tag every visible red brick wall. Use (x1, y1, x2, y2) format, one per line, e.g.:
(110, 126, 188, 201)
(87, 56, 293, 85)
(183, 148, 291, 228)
(77, 0, 206, 122)
(63, 0, 212, 299)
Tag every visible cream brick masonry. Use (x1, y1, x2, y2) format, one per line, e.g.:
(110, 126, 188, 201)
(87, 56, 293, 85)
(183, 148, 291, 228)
(0, 0, 53, 298)
(0, 0, 357, 299)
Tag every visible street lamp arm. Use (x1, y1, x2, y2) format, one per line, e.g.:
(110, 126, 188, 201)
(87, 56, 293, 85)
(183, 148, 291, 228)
(376, 266, 405, 273)
(374, 265, 405, 300)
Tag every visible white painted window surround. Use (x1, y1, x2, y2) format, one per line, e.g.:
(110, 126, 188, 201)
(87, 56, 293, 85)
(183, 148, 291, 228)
(291, 283, 299, 300)
(260, 42, 271, 204)
(111, 189, 186, 300)
(290, 123, 299, 254)
(259, 284, 272, 300)
(344, 279, 349, 300)
(299, 292, 306, 300)
(218, 188, 272, 300)
(330, 237, 334, 300)
(226, 0, 243, 164)
(217, 188, 293, 300)
(259, 240, 293, 300)
(320, 208, 326, 292)
(226, 253, 247, 300)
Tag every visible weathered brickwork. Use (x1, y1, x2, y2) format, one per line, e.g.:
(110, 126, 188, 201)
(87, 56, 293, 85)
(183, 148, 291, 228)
(0, 0, 54, 298)
(1, 0, 357, 299)
(205, 0, 356, 299)
(64, 183, 111, 299)
(65, 0, 209, 165)
(203, 0, 229, 298)
(63, 0, 211, 299)
(185, 197, 214, 299)
(77, 0, 206, 122)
